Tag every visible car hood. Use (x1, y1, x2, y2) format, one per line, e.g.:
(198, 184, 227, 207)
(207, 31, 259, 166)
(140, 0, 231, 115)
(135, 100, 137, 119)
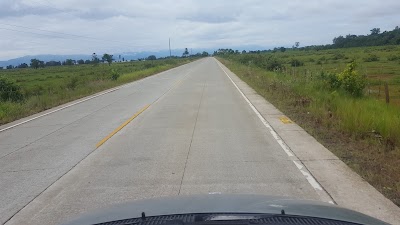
(62, 194, 388, 225)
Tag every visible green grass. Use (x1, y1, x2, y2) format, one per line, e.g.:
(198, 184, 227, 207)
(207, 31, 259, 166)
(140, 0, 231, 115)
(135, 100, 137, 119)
(0, 58, 195, 125)
(218, 48, 400, 206)
(270, 46, 400, 105)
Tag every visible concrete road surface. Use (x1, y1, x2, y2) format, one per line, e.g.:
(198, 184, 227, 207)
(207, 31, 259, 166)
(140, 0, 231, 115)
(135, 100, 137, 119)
(1, 58, 399, 225)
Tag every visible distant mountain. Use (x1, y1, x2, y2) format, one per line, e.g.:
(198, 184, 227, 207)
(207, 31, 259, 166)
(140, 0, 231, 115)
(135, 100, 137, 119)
(0, 46, 270, 68)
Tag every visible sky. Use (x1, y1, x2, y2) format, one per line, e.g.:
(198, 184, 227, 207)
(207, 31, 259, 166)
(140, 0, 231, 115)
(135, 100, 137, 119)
(1, 0, 400, 60)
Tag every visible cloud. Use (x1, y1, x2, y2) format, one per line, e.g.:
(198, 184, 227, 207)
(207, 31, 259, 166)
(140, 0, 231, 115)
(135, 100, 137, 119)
(0, 0, 399, 60)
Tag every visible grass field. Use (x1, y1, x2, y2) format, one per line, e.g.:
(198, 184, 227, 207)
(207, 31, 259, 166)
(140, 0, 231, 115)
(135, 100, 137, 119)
(0, 58, 194, 125)
(272, 45, 400, 105)
(217, 45, 400, 206)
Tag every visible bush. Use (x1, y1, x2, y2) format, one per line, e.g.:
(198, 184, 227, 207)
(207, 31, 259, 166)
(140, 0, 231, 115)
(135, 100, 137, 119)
(332, 53, 346, 60)
(111, 69, 120, 80)
(337, 61, 366, 96)
(66, 77, 79, 90)
(387, 54, 399, 61)
(265, 57, 284, 71)
(290, 58, 304, 67)
(0, 78, 24, 102)
(364, 54, 379, 62)
(327, 72, 342, 89)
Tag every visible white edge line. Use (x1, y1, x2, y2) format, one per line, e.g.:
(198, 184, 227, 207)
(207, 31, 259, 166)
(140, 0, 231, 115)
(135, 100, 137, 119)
(0, 62, 191, 133)
(215, 58, 335, 204)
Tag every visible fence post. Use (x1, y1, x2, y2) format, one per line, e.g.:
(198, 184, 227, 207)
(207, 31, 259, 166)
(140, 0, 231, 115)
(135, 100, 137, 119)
(384, 82, 390, 104)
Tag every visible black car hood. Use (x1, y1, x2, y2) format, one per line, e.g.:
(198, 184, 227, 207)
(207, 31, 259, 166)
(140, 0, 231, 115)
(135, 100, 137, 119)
(62, 194, 388, 225)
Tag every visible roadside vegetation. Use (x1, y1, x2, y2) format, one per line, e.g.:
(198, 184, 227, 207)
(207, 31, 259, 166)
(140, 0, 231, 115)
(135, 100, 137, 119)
(0, 57, 196, 125)
(217, 44, 400, 206)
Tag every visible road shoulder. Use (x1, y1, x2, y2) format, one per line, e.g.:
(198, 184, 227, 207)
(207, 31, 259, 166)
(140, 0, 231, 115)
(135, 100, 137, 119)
(216, 58, 400, 225)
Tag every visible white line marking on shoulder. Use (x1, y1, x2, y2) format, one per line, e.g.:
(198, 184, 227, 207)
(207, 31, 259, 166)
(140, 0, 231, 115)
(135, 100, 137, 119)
(215, 58, 335, 204)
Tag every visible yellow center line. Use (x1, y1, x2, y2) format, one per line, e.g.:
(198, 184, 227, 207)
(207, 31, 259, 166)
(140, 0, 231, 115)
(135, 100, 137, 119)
(95, 104, 150, 149)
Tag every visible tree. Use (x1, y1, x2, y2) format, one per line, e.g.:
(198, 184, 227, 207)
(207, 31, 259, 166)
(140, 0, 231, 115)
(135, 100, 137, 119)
(46, 61, 61, 66)
(18, 63, 29, 68)
(77, 59, 85, 64)
(39, 60, 45, 68)
(279, 47, 286, 52)
(146, 55, 157, 60)
(64, 59, 74, 66)
(30, 58, 41, 69)
(201, 51, 209, 57)
(85, 60, 91, 64)
(370, 28, 381, 35)
(293, 42, 300, 49)
(182, 48, 189, 57)
(92, 53, 99, 65)
(242, 50, 247, 54)
(102, 54, 114, 65)
(6, 65, 13, 69)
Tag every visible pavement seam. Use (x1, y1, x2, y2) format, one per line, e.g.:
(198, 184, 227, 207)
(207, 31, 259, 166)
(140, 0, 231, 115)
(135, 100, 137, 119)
(178, 80, 207, 195)
(94, 60, 202, 149)
(1, 61, 202, 225)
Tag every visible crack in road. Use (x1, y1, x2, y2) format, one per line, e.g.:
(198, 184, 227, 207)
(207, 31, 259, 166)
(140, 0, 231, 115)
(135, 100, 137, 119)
(178, 81, 207, 195)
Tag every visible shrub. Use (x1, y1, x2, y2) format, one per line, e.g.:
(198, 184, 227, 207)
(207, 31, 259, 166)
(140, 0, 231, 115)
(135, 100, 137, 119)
(364, 54, 379, 62)
(143, 63, 155, 69)
(0, 78, 24, 102)
(337, 61, 366, 96)
(387, 54, 399, 61)
(111, 69, 120, 80)
(290, 58, 304, 67)
(66, 77, 79, 90)
(327, 72, 342, 89)
(265, 57, 284, 71)
(332, 53, 346, 60)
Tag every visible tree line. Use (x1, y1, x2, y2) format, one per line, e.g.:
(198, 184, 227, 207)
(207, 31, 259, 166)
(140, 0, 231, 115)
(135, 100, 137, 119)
(213, 26, 400, 56)
(2, 49, 210, 70)
(2, 53, 114, 70)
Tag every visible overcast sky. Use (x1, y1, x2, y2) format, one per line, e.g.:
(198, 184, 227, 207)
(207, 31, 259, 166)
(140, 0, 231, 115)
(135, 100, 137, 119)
(0, 0, 399, 60)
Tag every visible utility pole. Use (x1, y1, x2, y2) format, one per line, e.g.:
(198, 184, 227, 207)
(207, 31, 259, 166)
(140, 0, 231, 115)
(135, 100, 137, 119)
(169, 38, 171, 58)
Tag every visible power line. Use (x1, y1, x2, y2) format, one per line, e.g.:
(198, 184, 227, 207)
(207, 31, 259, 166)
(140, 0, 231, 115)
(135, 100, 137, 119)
(0, 26, 157, 54)
(0, 27, 70, 39)
(0, 32, 115, 53)
(0, 23, 140, 47)
(29, 0, 78, 18)
(28, 0, 123, 37)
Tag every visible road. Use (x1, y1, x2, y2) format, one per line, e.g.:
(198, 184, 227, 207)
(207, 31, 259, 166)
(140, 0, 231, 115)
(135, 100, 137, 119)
(0, 58, 399, 225)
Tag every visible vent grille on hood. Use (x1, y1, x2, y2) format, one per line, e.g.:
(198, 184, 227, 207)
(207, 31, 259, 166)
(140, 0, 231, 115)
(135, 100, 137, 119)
(95, 214, 360, 225)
